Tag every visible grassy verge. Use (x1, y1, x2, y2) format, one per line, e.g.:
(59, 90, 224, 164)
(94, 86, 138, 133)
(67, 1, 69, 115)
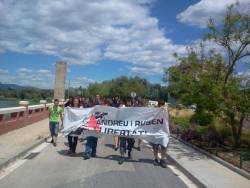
(169, 107, 250, 172)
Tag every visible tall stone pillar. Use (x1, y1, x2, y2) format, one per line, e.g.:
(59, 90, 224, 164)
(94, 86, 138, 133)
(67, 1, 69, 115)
(54, 61, 67, 101)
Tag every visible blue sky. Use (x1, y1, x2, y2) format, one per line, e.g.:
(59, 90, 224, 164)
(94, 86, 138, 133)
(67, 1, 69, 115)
(0, 0, 249, 89)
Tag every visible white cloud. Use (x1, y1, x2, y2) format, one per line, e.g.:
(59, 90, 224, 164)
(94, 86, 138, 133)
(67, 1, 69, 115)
(177, 0, 250, 28)
(0, 68, 54, 88)
(0, 0, 186, 76)
(0, 67, 95, 89)
(17, 68, 33, 73)
(129, 66, 163, 75)
(37, 69, 51, 74)
(238, 69, 250, 78)
(70, 76, 95, 88)
(0, 69, 8, 74)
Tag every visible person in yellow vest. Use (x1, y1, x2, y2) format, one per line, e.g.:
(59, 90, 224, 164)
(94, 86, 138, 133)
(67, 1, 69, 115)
(48, 99, 63, 147)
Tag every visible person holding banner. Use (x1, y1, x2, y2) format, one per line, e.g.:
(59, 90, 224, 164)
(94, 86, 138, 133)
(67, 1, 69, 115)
(118, 99, 135, 165)
(134, 100, 143, 151)
(152, 100, 168, 168)
(111, 97, 120, 151)
(119, 137, 135, 164)
(62, 96, 170, 165)
(67, 97, 81, 155)
(83, 94, 102, 160)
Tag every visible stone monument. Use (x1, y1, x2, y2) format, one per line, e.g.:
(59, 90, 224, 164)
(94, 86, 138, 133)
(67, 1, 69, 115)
(54, 61, 67, 101)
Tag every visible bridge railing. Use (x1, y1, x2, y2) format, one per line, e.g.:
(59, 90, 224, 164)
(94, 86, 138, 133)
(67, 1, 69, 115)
(0, 100, 55, 135)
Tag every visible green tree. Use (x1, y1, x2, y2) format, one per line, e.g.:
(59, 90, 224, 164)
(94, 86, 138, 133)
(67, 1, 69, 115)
(166, 4, 250, 146)
(206, 4, 250, 146)
(84, 76, 167, 100)
(206, 3, 250, 84)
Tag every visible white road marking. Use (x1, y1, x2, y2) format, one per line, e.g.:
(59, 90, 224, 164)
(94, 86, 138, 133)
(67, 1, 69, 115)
(167, 165, 198, 188)
(142, 139, 198, 188)
(30, 142, 49, 153)
(0, 159, 27, 180)
(0, 133, 65, 180)
(0, 142, 49, 180)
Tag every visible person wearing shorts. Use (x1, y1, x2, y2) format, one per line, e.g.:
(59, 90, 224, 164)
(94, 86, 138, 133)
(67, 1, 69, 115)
(118, 137, 135, 164)
(151, 100, 168, 168)
(48, 99, 63, 147)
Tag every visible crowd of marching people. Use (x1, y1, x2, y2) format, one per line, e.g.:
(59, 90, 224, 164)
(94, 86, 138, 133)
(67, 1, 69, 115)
(48, 95, 167, 168)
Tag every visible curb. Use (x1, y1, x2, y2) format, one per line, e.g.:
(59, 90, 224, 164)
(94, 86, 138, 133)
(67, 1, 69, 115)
(142, 139, 206, 188)
(167, 154, 207, 188)
(0, 135, 50, 172)
(171, 135, 250, 180)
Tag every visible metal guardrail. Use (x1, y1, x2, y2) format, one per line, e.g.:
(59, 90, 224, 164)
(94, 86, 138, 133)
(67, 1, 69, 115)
(0, 101, 66, 135)
(0, 107, 26, 114)
(28, 104, 45, 110)
(0, 103, 54, 115)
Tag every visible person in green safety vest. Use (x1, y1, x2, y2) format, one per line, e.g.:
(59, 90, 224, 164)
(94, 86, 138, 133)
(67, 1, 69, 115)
(48, 99, 63, 147)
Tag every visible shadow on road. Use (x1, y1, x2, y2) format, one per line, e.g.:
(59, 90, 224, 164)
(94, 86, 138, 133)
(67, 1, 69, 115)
(57, 150, 84, 157)
(105, 144, 115, 149)
(57, 149, 155, 165)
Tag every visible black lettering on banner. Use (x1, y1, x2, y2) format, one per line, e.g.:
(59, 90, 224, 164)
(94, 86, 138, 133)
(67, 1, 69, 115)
(107, 128, 113, 134)
(138, 130, 144, 135)
(157, 118, 163, 124)
(102, 118, 163, 128)
(120, 130, 126, 136)
(113, 120, 118, 126)
(113, 129, 119, 135)
(126, 130, 130, 135)
(123, 121, 128, 126)
(108, 120, 113, 126)
(121, 130, 130, 136)
(126, 130, 130, 136)
(152, 119, 157, 125)
(135, 121, 140, 126)
(140, 121, 146, 126)
(118, 120, 122, 126)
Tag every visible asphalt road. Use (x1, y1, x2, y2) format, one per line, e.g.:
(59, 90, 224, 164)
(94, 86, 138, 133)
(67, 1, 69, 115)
(0, 136, 190, 188)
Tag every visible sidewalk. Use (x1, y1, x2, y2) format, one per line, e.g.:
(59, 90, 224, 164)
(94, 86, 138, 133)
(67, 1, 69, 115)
(168, 138, 250, 188)
(0, 118, 50, 169)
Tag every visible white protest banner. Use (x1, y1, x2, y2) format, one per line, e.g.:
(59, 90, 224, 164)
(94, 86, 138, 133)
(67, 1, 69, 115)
(62, 106, 170, 147)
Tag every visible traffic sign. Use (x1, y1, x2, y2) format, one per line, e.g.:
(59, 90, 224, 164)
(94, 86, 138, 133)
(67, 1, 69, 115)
(130, 91, 137, 98)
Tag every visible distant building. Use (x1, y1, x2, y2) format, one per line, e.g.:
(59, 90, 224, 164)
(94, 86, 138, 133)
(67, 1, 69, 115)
(54, 61, 67, 101)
